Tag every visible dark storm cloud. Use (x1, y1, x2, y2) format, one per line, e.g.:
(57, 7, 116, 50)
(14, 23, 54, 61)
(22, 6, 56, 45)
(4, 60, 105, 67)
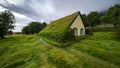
(0, 0, 44, 20)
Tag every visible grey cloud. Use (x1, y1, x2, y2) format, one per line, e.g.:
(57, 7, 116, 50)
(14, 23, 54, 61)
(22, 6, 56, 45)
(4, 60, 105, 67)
(0, 0, 120, 32)
(52, 0, 120, 14)
(0, 0, 45, 21)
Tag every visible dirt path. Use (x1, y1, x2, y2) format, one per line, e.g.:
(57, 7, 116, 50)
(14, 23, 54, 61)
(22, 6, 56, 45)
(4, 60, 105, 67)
(39, 38, 67, 50)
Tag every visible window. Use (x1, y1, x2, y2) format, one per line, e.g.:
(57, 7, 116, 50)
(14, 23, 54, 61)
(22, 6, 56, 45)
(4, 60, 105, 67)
(74, 28, 77, 36)
(80, 28, 84, 35)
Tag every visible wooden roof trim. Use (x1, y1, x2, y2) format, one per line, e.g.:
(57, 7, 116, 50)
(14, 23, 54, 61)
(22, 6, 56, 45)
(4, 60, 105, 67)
(68, 11, 86, 28)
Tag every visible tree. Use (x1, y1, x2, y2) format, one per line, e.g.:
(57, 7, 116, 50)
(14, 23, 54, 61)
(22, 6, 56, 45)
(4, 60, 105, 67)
(101, 4, 120, 39)
(22, 26, 30, 34)
(101, 15, 109, 24)
(41, 22, 47, 29)
(116, 27, 120, 40)
(104, 4, 120, 27)
(81, 14, 93, 35)
(28, 22, 42, 34)
(7, 30, 13, 35)
(87, 11, 101, 29)
(0, 10, 15, 39)
(22, 22, 46, 34)
(81, 14, 89, 27)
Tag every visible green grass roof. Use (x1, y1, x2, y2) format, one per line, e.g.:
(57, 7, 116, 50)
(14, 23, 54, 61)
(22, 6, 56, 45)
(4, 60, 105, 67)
(39, 11, 80, 42)
(40, 12, 79, 34)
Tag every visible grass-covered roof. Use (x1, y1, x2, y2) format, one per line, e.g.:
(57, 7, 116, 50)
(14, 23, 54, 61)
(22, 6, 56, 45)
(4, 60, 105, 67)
(39, 11, 80, 42)
(40, 11, 79, 34)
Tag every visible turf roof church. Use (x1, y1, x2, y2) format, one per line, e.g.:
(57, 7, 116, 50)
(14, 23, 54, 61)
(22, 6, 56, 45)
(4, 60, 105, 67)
(40, 11, 85, 41)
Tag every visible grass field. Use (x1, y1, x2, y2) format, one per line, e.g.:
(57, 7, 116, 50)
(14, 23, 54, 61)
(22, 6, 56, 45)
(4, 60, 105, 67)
(0, 32, 120, 68)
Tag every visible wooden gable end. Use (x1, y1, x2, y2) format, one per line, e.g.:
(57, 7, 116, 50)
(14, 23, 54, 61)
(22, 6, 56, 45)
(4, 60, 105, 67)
(69, 12, 85, 36)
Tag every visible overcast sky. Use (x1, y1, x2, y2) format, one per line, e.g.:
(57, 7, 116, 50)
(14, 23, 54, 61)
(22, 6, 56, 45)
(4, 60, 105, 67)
(0, 0, 120, 32)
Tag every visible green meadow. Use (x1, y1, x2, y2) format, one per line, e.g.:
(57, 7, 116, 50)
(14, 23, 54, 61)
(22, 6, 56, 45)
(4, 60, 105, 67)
(0, 32, 120, 68)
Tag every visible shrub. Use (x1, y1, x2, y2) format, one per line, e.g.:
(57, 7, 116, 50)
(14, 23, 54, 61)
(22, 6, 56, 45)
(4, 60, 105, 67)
(116, 27, 120, 40)
(60, 29, 75, 42)
(85, 29, 93, 35)
(22, 22, 46, 34)
(40, 28, 75, 43)
(91, 27, 116, 32)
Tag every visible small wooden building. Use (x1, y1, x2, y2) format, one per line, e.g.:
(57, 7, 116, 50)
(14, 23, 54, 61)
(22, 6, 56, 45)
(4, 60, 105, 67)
(40, 11, 85, 42)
